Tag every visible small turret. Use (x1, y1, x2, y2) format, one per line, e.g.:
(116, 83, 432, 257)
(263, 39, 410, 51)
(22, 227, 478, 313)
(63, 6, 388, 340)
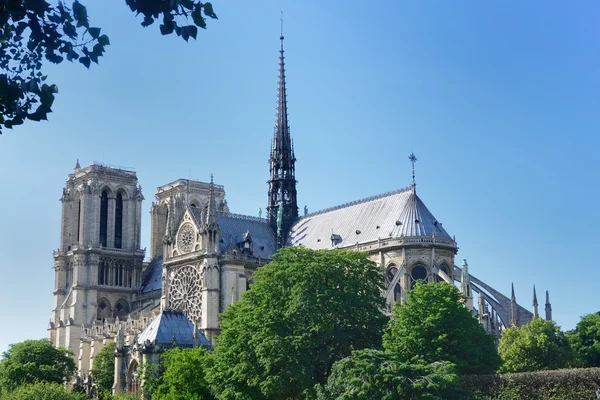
(545, 290, 552, 321)
(510, 283, 518, 326)
(203, 174, 219, 252)
(74, 159, 81, 170)
(532, 285, 539, 318)
(460, 259, 473, 310)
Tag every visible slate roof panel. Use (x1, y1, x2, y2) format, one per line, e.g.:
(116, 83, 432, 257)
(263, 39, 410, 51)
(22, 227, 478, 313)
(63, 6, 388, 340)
(141, 257, 163, 294)
(288, 187, 452, 250)
(136, 310, 211, 348)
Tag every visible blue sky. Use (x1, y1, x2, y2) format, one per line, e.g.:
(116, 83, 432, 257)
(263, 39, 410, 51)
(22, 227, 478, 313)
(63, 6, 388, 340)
(0, 0, 599, 352)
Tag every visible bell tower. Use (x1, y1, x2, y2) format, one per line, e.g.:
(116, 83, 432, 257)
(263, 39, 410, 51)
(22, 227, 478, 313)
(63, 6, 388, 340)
(48, 162, 145, 356)
(267, 32, 298, 246)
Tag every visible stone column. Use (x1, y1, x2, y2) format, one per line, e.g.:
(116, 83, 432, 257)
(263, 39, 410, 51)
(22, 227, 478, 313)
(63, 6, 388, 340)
(107, 197, 116, 248)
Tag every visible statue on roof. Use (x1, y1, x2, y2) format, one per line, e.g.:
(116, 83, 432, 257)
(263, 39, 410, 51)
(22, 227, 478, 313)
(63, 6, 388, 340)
(258, 207, 262, 219)
(304, 205, 308, 216)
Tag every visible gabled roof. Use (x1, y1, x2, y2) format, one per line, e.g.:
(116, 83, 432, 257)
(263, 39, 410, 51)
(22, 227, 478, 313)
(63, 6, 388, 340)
(218, 213, 277, 259)
(288, 187, 452, 250)
(136, 310, 211, 348)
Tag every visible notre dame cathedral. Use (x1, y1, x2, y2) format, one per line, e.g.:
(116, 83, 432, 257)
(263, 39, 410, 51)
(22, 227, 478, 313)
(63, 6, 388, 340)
(47, 34, 551, 395)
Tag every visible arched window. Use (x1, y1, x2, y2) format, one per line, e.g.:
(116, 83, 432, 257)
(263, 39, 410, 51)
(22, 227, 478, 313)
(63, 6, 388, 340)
(386, 265, 402, 302)
(99, 190, 108, 247)
(410, 265, 428, 289)
(114, 192, 123, 248)
(127, 361, 141, 396)
(98, 261, 107, 285)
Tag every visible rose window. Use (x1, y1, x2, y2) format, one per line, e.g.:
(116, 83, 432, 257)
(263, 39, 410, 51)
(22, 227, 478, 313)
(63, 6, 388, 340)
(177, 223, 195, 253)
(169, 265, 202, 322)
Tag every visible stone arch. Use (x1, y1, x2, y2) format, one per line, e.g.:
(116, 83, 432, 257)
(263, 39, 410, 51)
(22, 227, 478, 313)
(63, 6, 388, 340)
(114, 187, 129, 200)
(114, 299, 130, 318)
(96, 298, 112, 320)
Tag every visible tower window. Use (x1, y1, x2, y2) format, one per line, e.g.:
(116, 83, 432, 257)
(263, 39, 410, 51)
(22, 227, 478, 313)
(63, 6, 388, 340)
(114, 192, 123, 249)
(99, 190, 108, 247)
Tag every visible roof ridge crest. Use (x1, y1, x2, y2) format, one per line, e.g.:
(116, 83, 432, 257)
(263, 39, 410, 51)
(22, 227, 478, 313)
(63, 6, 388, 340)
(303, 186, 412, 218)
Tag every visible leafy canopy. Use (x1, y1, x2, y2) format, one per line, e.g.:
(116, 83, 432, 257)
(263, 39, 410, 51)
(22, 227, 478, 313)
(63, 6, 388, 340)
(0, 339, 76, 392)
(383, 282, 501, 375)
(567, 312, 600, 368)
(499, 318, 572, 373)
(0, 381, 85, 400)
(316, 349, 471, 400)
(207, 247, 388, 400)
(89, 342, 115, 399)
(0, 0, 217, 133)
(149, 347, 214, 400)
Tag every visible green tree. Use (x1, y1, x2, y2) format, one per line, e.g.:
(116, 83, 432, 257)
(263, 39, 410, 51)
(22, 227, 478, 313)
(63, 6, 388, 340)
(316, 349, 472, 400)
(0, 381, 85, 400)
(567, 312, 600, 367)
(207, 247, 388, 400)
(89, 342, 115, 399)
(383, 282, 501, 375)
(0, 0, 217, 133)
(0, 339, 76, 392)
(499, 318, 572, 373)
(149, 347, 213, 400)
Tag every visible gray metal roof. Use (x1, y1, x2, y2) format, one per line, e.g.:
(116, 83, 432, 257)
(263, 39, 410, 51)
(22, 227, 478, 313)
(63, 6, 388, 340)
(218, 213, 277, 259)
(288, 187, 452, 250)
(136, 310, 211, 348)
(141, 256, 163, 294)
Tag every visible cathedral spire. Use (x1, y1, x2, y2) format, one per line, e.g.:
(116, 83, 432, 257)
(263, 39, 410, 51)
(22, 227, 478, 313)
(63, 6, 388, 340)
(267, 26, 298, 247)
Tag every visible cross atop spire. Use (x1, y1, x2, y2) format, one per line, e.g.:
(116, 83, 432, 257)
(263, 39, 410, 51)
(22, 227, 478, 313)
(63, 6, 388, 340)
(280, 11, 284, 39)
(409, 152, 417, 192)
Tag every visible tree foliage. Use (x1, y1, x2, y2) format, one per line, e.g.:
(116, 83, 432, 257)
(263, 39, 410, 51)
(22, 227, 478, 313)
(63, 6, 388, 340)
(0, 339, 76, 392)
(567, 312, 600, 368)
(0, 381, 85, 400)
(316, 349, 471, 400)
(383, 282, 501, 375)
(499, 318, 572, 373)
(207, 247, 388, 399)
(89, 342, 115, 398)
(150, 347, 214, 400)
(0, 0, 217, 133)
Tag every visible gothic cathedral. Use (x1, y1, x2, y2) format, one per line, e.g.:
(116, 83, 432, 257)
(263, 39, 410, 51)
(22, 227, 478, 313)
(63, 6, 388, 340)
(48, 34, 551, 395)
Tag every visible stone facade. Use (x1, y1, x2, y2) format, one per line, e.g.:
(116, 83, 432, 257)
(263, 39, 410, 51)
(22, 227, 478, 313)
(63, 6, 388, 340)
(49, 162, 145, 354)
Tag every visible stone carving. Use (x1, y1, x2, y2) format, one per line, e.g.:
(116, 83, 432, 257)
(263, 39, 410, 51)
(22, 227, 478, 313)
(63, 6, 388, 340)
(168, 265, 202, 323)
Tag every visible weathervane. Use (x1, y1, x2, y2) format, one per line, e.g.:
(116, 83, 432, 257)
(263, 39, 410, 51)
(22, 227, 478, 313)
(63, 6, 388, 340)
(409, 152, 417, 189)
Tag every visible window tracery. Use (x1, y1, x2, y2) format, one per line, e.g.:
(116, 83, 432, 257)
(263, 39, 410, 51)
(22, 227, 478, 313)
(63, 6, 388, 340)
(410, 265, 428, 289)
(168, 265, 202, 323)
(177, 223, 195, 254)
